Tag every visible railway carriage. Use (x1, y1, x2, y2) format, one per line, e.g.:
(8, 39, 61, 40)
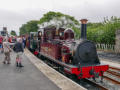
(28, 19, 109, 80)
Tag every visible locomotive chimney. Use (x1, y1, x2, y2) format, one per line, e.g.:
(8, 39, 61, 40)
(80, 19, 88, 39)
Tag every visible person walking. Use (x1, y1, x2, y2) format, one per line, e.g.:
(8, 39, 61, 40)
(13, 38, 24, 67)
(3, 37, 11, 64)
(0, 36, 3, 53)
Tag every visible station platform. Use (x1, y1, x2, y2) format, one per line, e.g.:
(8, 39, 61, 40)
(0, 49, 86, 90)
(0, 51, 60, 90)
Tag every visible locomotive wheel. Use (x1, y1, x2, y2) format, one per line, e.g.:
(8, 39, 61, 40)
(69, 74, 78, 82)
(37, 53, 41, 58)
(40, 55, 45, 61)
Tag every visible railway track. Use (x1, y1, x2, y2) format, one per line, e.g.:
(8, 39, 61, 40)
(103, 75, 120, 85)
(106, 70, 120, 78)
(109, 66, 120, 71)
(104, 66, 120, 85)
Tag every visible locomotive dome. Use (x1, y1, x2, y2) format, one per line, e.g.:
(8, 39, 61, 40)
(64, 28, 74, 33)
(64, 28, 74, 40)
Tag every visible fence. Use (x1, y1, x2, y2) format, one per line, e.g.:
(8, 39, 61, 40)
(96, 43, 115, 52)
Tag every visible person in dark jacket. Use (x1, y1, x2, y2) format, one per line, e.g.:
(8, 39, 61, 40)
(13, 38, 24, 67)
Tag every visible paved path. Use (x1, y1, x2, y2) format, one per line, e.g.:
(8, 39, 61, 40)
(0, 52, 60, 90)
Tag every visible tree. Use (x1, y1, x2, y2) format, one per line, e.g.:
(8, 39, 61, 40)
(10, 30, 17, 36)
(19, 20, 39, 35)
(87, 16, 120, 44)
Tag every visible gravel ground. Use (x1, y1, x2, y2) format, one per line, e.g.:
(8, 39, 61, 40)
(97, 51, 120, 63)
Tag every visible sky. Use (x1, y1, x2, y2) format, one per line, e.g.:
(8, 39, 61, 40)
(0, 0, 120, 35)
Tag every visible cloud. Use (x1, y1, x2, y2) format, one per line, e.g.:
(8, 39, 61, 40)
(0, 9, 48, 35)
(0, 0, 120, 35)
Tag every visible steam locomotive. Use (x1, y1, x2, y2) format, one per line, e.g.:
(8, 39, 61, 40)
(28, 19, 109, 80)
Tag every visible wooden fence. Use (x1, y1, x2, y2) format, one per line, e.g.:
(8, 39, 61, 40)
(96, 43, 115, 52)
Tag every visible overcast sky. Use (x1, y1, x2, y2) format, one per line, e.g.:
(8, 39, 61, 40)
(0, 0, 120, 35)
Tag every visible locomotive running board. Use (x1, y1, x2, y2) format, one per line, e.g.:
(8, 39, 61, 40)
(39, 52, 77, 69)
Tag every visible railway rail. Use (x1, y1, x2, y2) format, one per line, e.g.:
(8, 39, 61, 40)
(84, 79, 108, 90)
(109, 66, 120, 71)
(103, 75, 120, 85)
(104, 66, 120, 85)
(106, 70, 120, 78)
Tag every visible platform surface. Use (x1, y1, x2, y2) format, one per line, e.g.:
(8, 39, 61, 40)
(0, 51, 60, 90)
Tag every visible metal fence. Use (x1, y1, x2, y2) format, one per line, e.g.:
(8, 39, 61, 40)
(96, 43, 115, 52)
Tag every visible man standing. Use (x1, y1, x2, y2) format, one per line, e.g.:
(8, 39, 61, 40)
(3, 37, 11, 64)
(13, 38, 24, 67)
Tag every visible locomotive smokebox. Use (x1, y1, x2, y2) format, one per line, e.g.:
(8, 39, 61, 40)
(80, 19, 88, 39)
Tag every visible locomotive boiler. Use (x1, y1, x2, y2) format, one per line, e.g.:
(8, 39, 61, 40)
(29, 19, 109, 80)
